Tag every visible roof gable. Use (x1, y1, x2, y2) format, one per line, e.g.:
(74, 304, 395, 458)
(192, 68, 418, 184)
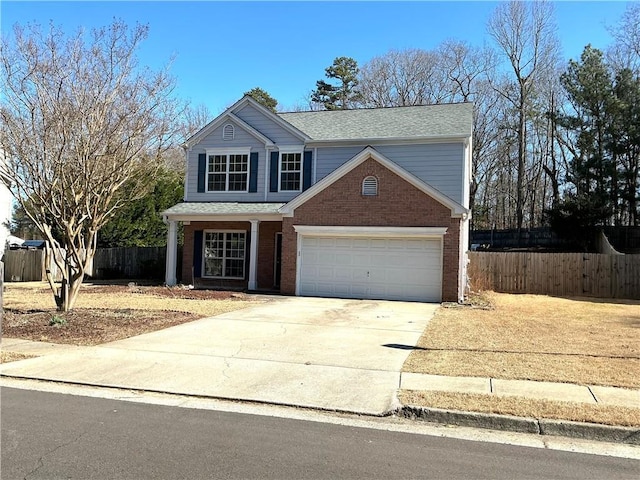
(186, 96, 310, 148)
(186, 112, 276, 148)
(279, 146, 468, 217)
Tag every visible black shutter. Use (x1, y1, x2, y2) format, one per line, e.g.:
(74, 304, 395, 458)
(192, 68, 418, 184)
(302, 150, 313, 190)
(193, 230, 203, 278)
(270, 151, 279, 192)
(249, 152, 259, 192)
(197, 153, 207, 193)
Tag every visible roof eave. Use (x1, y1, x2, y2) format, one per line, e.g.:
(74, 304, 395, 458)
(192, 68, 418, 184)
(304, 134, 471, 147)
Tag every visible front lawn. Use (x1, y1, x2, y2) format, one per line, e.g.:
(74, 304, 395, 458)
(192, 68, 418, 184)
(403, 292, 640, 388)
(401, 292, 640, 426)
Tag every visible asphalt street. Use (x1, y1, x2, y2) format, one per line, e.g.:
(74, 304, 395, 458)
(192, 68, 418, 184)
(1, 388, 638, 480)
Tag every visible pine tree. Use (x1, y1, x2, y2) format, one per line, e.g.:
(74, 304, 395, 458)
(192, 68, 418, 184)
(311, 57, 362, 110)
(244, 87, 278, 113)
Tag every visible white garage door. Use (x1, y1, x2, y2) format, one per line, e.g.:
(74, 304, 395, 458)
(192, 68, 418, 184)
(299, 236, 442, 302)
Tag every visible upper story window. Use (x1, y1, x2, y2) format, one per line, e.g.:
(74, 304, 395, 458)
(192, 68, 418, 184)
(279, 149, 303, 192)
(362, 176, 378, 196)
(206, 148, 249, 192)
(222, 124, 235, 141)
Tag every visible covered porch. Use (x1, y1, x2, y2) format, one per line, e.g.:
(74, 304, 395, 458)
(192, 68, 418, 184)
(162, 203, 284, 291)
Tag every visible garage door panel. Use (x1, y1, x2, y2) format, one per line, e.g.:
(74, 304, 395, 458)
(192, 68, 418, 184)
(369, 239, 388, 249)
(317, 266, 335, 281)
(299, 235, 442, 302)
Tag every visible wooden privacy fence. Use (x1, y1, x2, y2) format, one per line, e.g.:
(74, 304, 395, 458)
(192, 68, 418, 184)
(93, 247, 166, 279)
(3, 246, 171, 282)
(468, 252, 640, 300)
(2, 249, 64, 282)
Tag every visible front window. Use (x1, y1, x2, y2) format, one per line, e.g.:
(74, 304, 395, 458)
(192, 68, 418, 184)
(207, 152, 248, 192)
(280, 152, 302, 191)
(203, 231, 246, 278)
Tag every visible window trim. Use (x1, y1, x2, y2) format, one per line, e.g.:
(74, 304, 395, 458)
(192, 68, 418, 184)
(278, 146, 304, 193)
(205, 147, 250, 193)
(201, 229, 247, 279)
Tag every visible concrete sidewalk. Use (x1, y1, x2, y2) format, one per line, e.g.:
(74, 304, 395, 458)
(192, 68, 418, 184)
(3, 337, 638, 409)
(400, 372, 640, 409)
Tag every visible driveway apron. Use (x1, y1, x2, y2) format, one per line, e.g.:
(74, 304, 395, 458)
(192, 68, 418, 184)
(0, 297, 437, 415)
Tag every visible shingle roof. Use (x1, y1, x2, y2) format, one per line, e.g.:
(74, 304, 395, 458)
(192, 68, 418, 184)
(162, 202, 285, 216)
(278, 103, 473, 141)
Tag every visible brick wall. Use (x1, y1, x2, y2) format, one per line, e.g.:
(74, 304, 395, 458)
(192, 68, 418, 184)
(182, 220, 282, 290)
(280, 157, 462, 302)
(257, 221, 282, 289)
(182, 221, 250, 286)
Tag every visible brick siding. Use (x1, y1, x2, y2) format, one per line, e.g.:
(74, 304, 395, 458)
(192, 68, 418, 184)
(183, 220, 281, 290)
(280, 157, 462, 302)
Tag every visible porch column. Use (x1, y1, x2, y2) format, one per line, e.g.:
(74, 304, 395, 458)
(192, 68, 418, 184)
(165, 219, 178, 286)
(248, 219, 260, 290)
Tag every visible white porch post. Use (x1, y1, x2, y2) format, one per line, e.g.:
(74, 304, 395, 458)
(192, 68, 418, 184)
(165, 219, 178, 286)
(248, 219, 260, 290)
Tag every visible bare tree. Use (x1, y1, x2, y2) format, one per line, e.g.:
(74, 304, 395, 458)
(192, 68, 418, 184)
(607, 3, 640, 73)
(0, 20, 181, 311)
(487, 0, 560, 238)
(359, 49, 450, 107)
(438, 40, 498, 102)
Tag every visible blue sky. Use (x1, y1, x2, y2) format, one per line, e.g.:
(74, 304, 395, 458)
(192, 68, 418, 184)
(0, 1, 631, 114)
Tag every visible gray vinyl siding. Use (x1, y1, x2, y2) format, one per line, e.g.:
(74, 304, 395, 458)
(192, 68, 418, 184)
(314, 143, 465, 204)
(266, 190, 305, 203)
(185, 121, 267, 202)
(234, 104, 303, 145)
(185, 123, 465, 204)
(315, 146, 363, 180)
(377, 143, 464, 204)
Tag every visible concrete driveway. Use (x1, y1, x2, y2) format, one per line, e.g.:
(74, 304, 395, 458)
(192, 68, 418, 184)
(0, 296, 438, 415)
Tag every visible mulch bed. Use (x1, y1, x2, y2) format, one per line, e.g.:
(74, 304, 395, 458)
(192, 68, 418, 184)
(81, 284, 248, 300)
(2, 307, 201, 346)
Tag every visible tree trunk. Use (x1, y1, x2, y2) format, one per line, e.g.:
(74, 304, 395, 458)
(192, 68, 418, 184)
(516, 96, 526, 242)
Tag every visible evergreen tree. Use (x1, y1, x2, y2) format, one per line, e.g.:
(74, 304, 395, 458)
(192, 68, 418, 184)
(98, 168, 184, 248)
(244, 87, 278, 112)
(311, 57, 362, 110)
(550, 45, 615, 235)
(609, 68, 640, 225)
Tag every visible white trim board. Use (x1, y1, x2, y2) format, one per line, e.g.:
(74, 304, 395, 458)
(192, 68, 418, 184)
(293, 226, 448, 238)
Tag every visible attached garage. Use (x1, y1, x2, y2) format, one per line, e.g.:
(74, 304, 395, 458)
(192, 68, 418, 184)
(294, 226, 446, 303)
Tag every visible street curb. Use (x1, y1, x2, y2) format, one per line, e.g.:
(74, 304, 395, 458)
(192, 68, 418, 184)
(539, 419, 640, 445)
(398, 406, 640, 445)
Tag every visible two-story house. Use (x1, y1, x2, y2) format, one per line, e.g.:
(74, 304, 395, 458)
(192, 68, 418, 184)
(163, 95, 472, 302)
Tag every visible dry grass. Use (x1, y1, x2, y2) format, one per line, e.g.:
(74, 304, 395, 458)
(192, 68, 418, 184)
(403, 291, 640, 388)
(399, 390, 640, 427)
(2, 282, 265, 346)
(3, 282, 263, 318)
(0, 351, 36, 364)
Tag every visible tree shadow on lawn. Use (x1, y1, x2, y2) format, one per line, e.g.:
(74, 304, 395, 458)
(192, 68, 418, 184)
(552, 295, 640, 306)
(381, 343, 639, 359)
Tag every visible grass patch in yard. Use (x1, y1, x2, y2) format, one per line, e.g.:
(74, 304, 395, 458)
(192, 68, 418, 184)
(2, 282, 265, 346)
(399, 390, 640, 427)
(403, 292, 640, 388)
